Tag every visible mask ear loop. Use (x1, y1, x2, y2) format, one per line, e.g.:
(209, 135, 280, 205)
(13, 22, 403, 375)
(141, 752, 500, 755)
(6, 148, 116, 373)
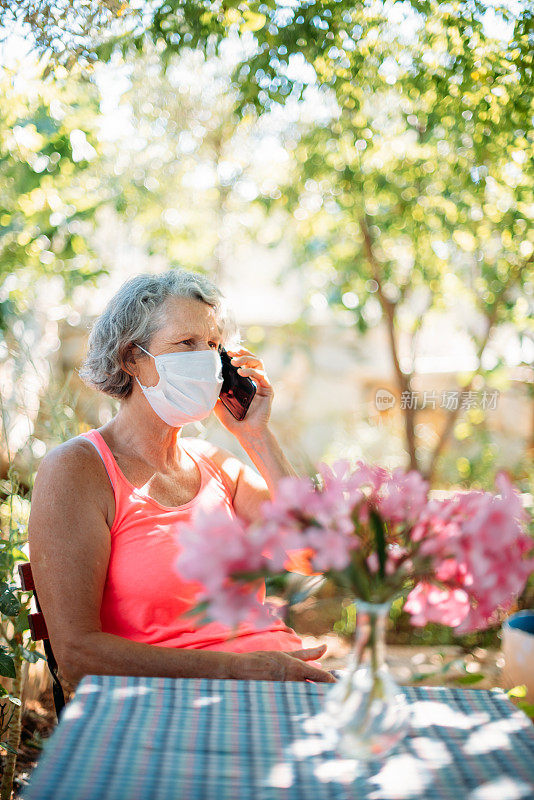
(132, 343, 154, 390)
(134, 343, 153, 358)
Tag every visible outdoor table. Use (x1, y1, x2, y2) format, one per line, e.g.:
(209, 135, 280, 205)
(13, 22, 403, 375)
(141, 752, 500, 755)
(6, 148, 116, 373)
(26, 674, 534, 800)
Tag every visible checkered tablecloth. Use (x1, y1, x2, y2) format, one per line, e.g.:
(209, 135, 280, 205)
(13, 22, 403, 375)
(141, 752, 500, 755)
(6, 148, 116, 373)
(26, 674, 534, 800)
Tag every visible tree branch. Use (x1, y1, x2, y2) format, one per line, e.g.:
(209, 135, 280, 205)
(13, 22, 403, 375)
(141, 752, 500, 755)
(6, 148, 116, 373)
(359, 215, 418, 470)
(425, 253, 533, 481)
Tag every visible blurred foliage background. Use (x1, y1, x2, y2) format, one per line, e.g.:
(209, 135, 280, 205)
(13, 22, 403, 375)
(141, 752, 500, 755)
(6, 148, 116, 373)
(0, 4, 533, 793)
(0, 0, 531, 493)
(0, 6, 533, 786)
(0, 0, 533, 657)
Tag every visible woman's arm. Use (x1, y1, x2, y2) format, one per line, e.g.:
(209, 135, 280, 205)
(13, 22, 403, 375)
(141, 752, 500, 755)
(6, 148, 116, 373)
(235, 426, 298, 495)
(189, 428, 296, 525)
(210, 346, 299, 518)
(28, 439, 335, 687)
(28, 440, 234, 687)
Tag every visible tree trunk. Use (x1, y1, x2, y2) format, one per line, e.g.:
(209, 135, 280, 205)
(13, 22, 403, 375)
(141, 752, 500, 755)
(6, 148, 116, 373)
(359, 216, 418, 470)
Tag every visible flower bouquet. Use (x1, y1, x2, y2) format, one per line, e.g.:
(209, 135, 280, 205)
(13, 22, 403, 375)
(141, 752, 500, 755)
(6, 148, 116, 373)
(175, 460, 533, 759)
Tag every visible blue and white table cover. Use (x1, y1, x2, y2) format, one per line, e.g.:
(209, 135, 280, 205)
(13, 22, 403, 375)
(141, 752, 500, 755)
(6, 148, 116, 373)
(25, 674, 534, 800)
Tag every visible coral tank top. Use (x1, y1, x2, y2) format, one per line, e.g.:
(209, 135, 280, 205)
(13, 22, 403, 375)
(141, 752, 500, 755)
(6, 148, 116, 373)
(80, 429, 320, 664)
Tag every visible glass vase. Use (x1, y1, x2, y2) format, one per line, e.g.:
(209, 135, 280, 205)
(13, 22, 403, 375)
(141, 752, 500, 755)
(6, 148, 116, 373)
(322, 598, 410, 760)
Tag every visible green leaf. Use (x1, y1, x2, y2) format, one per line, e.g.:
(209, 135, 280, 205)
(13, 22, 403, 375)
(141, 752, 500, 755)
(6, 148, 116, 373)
(17, 646, 45, 663)
(346, 551, 370, 599)
(369, 510, 387, 580)
(240, 11, 266, 32)
(410, 671, 430, 682)
(230, 569, 269, 582)
(455, 673, 485, 685)
(23, 733, 44, 751)
(13, 610, 29, 635)
(0, 741, 18, 755)
(181, 601, 210, 618)
(507, 684, 527, 698)
(0, 650, 16, 679)
(517, 701, 534, 720)
(95, 40, 114, 62)
(7, 695, 21, 706)
(0, 583, 21, 617)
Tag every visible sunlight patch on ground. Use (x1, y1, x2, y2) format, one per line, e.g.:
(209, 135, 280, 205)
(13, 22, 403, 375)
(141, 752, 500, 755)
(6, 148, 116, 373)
(193, 694, 222, 708)
(263, 761, 294, 789)
(110, 685, 152, 700)
(369, 753, 435, 797)
(469, 776, 533, 800)
(465, 717, 529, 755)
(409, 700, 488, 730)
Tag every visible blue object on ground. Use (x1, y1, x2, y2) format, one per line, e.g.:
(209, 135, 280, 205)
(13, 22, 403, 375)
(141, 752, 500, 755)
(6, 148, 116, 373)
(505, 610, 534, 635)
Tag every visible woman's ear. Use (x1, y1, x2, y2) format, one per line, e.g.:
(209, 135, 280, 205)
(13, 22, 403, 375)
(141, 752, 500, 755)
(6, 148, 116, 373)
(120, 343, 139, 378)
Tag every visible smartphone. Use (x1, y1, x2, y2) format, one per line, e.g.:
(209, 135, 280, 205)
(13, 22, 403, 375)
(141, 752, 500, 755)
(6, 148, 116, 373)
(218, 346, 257, 421)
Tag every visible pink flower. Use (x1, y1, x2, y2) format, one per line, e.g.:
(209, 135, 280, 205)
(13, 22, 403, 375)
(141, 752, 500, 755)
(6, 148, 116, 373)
(349, 461, 390, 494)
(174, 507, 288, 630)
(405, 582, 470, 628)
(258, 475, 316, 526)
(367, 552, 379, 573)
(358, 502, 371, 525)
(378, 469, 429, 526)
(304, 525, 357, 571)
(306, 485, 355, 537)
(317, 459, 352, 485)
(256, 465, 361, 572)
(367, 545, 408, 576)
(201, 582, 279, 629)
(253, 519, 307, 572)
(175, 508, 264, 596)
(406, 476, 534, 630)
(495, 470, 529, 524)
(174, 460, 533, 636)
(385, 544, 410, 575)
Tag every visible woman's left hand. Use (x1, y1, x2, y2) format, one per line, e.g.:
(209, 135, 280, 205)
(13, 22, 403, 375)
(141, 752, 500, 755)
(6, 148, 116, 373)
(213, 346, 273, 440)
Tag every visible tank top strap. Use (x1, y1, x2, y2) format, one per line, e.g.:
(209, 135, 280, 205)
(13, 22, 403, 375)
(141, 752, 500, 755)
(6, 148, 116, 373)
(79, 429, 235, 521)
(79, 429, 125, 491)
(80, 429, 234, 502)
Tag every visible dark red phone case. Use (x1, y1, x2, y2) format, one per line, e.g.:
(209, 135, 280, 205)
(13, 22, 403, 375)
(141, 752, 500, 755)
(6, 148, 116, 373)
(218, 347, 257, 420)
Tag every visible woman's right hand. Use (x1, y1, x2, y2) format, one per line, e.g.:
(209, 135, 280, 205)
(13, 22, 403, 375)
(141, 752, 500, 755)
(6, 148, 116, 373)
(230, 644, 337, 683)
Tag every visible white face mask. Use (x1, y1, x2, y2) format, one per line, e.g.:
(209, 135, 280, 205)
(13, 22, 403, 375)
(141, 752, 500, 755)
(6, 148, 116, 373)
(134, 344, 224, 427)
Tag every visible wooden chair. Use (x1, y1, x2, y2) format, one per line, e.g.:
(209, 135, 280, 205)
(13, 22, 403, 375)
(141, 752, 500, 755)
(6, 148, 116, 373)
(17, 562, 66, 720)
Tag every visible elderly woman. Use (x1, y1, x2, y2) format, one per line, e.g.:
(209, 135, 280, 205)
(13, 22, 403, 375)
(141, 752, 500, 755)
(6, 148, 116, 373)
(28, 270, 336, 689)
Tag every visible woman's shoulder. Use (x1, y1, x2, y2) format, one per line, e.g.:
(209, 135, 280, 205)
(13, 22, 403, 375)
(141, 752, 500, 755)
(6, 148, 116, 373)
(182, 437, 242, 493)
(30, 434, 115, 539)
(182, 436, 229, 470)
(182, 436, 217, 457)
(182, 436, 241, 466)
(36, 433, 107, 483)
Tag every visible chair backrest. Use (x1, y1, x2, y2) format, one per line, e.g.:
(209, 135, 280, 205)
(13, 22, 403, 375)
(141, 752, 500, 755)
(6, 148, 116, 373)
(17, 562, 66, 719)
(18, 562, 49, 640)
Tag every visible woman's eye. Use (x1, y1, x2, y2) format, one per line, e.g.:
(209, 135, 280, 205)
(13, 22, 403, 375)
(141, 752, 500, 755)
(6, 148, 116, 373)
(180, 340, 218, 348)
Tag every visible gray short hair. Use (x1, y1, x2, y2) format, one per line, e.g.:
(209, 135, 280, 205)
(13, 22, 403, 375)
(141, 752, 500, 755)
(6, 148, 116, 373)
(79, 269, 241, 399)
